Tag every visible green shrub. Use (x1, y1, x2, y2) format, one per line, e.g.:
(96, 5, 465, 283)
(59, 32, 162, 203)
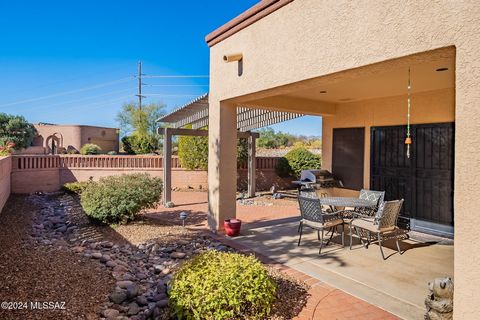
(275, 157, 292, 178)
(177, 132, 209, 170)
(121, 134, 159, 154)
(80, 143, 102, 155)
(80, 173, 162, 224)
(169, 251, 276, 319)
(276, 147, 321, 177)
(177, 127, 248, 170)
(62, 180, 93, 195)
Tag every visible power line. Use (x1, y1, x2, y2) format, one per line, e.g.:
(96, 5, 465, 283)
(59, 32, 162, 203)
(19, 88, 136, 111)
(143, 94, 202, 97)
(55, 95, 134, 112)
(0, 77, 133, 108)
(142, 75, 209, 79)
(145, 84, 209, 87)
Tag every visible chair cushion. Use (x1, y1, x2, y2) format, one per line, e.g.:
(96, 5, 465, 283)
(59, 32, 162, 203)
(302, 218, 343, 229)
(352, 218, 395, 233)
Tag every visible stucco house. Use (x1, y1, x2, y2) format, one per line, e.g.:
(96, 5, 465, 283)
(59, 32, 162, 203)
(202, 0, 479, 318)
(25, 123, 119, 154)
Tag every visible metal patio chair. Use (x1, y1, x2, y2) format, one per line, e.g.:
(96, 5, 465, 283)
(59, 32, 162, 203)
(341, 189, 386, 219)
(349, 199, 405, 260)
(297, 195, 345, 254)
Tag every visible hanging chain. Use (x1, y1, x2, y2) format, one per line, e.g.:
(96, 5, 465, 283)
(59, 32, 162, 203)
(406, 67, 412, 158)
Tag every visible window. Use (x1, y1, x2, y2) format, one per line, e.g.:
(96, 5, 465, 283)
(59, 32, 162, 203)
(332, 127, 365, 190)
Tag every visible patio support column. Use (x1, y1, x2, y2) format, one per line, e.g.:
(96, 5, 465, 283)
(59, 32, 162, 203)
(247, 133, 256, 198)
(162, 127, 172, 206)
(208, 100, 237, 231)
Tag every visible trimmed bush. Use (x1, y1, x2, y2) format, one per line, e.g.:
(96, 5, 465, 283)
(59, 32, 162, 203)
(62, 180, 93, 195)
(121, 134, 159, 154)
(80, 143, 102, 155)
(80, 173, 162, 224)
(169, 251, 276, 319)
(275, 157, 292, 178)
(276, 147, 321, 177)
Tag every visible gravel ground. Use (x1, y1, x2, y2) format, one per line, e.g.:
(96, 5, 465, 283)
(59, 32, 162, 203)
(0, 195, 114, 320)
(0, 193, 309, 319)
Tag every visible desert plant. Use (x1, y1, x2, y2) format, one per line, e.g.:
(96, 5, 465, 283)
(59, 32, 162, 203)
(62, 180, 93, 195)
(0, 141, 15, 156)
(169, 251, 276, 319)
(276, 147, 321, 177)
(80, 173, 162, 224)
(80, 143, 102, 155)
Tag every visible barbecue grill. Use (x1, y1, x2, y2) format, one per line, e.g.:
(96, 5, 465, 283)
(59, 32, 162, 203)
(292, 170, 341, 189)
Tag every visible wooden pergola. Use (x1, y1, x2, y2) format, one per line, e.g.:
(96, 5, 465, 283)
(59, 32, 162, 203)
(157, 93, 304, 206)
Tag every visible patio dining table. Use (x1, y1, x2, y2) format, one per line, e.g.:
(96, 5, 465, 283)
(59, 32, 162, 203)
(319, 197, 377, 218)
(319, 197, 377, 209)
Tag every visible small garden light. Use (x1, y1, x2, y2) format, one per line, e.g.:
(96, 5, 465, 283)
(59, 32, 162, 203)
(179, 211, 188, 227)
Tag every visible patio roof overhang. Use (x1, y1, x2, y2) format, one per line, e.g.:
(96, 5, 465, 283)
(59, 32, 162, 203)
(156, 93, 305, 131)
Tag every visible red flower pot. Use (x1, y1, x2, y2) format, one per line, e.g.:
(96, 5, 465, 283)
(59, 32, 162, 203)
(224, 219, 242, 237)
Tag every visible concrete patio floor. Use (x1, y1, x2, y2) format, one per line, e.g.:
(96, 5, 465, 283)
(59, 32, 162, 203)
(230, 218, 453, 319)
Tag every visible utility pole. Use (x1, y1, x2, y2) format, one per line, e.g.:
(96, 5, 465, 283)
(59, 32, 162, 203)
(136, 61, 145, 110)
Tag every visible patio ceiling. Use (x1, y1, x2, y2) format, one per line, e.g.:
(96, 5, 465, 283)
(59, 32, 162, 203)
(157, 93, 305, 132)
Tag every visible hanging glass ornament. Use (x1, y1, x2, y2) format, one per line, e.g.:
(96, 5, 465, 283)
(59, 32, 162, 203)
(405, 68, 412, 158)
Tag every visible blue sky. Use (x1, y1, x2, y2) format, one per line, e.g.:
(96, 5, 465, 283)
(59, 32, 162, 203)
(0, 0, 321, 136)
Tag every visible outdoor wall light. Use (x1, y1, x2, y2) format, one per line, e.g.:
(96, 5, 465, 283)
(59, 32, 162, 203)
(223, 53, 243, 62)
(436, 67, 449, 72)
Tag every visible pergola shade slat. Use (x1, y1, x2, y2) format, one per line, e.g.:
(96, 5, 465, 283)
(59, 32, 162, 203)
(157, 93, 304, 131)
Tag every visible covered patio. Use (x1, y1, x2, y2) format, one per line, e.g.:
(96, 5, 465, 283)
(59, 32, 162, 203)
(149, 190, 453, 319)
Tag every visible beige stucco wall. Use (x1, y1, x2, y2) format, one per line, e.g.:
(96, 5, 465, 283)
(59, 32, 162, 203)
(33, 125, 119, 153)
(0, 156, 11, 213)
(322, 88, 455, 189)
(208, 0, 480, 317)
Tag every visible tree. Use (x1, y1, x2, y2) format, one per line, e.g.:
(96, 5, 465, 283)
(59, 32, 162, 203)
(0, 113, 36, 150)
(116, 102, 166, 154)
(257, 127, 295, 149)
(116, 102, 166, 137)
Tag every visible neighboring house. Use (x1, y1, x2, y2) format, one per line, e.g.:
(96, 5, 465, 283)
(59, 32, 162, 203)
(23, 123, 119, 154)
(202, 0, 479, 317)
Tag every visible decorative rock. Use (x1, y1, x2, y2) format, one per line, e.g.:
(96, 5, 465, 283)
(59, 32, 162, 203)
(106, 260, 117, 268)
(136, 295, 148, 306)
(116, 280, 134, 289)
(170, 252, 186, 259)
(136, 272, 147, 280)
(103, 308, 120, 319)
(150, 293, 167, 302)
(56, 225, 67, 233)
(100, 254, 111, 263)
(153, 265, 164, 274)
(91, 252, 102, 259)
(109, 290, 127, 304)
(71, 246, 84, 253)
(127, 302, 140, 315)
(156, 299, 169, 308)
(126, 284, 139, 299)
(161, 268, 171, 276)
